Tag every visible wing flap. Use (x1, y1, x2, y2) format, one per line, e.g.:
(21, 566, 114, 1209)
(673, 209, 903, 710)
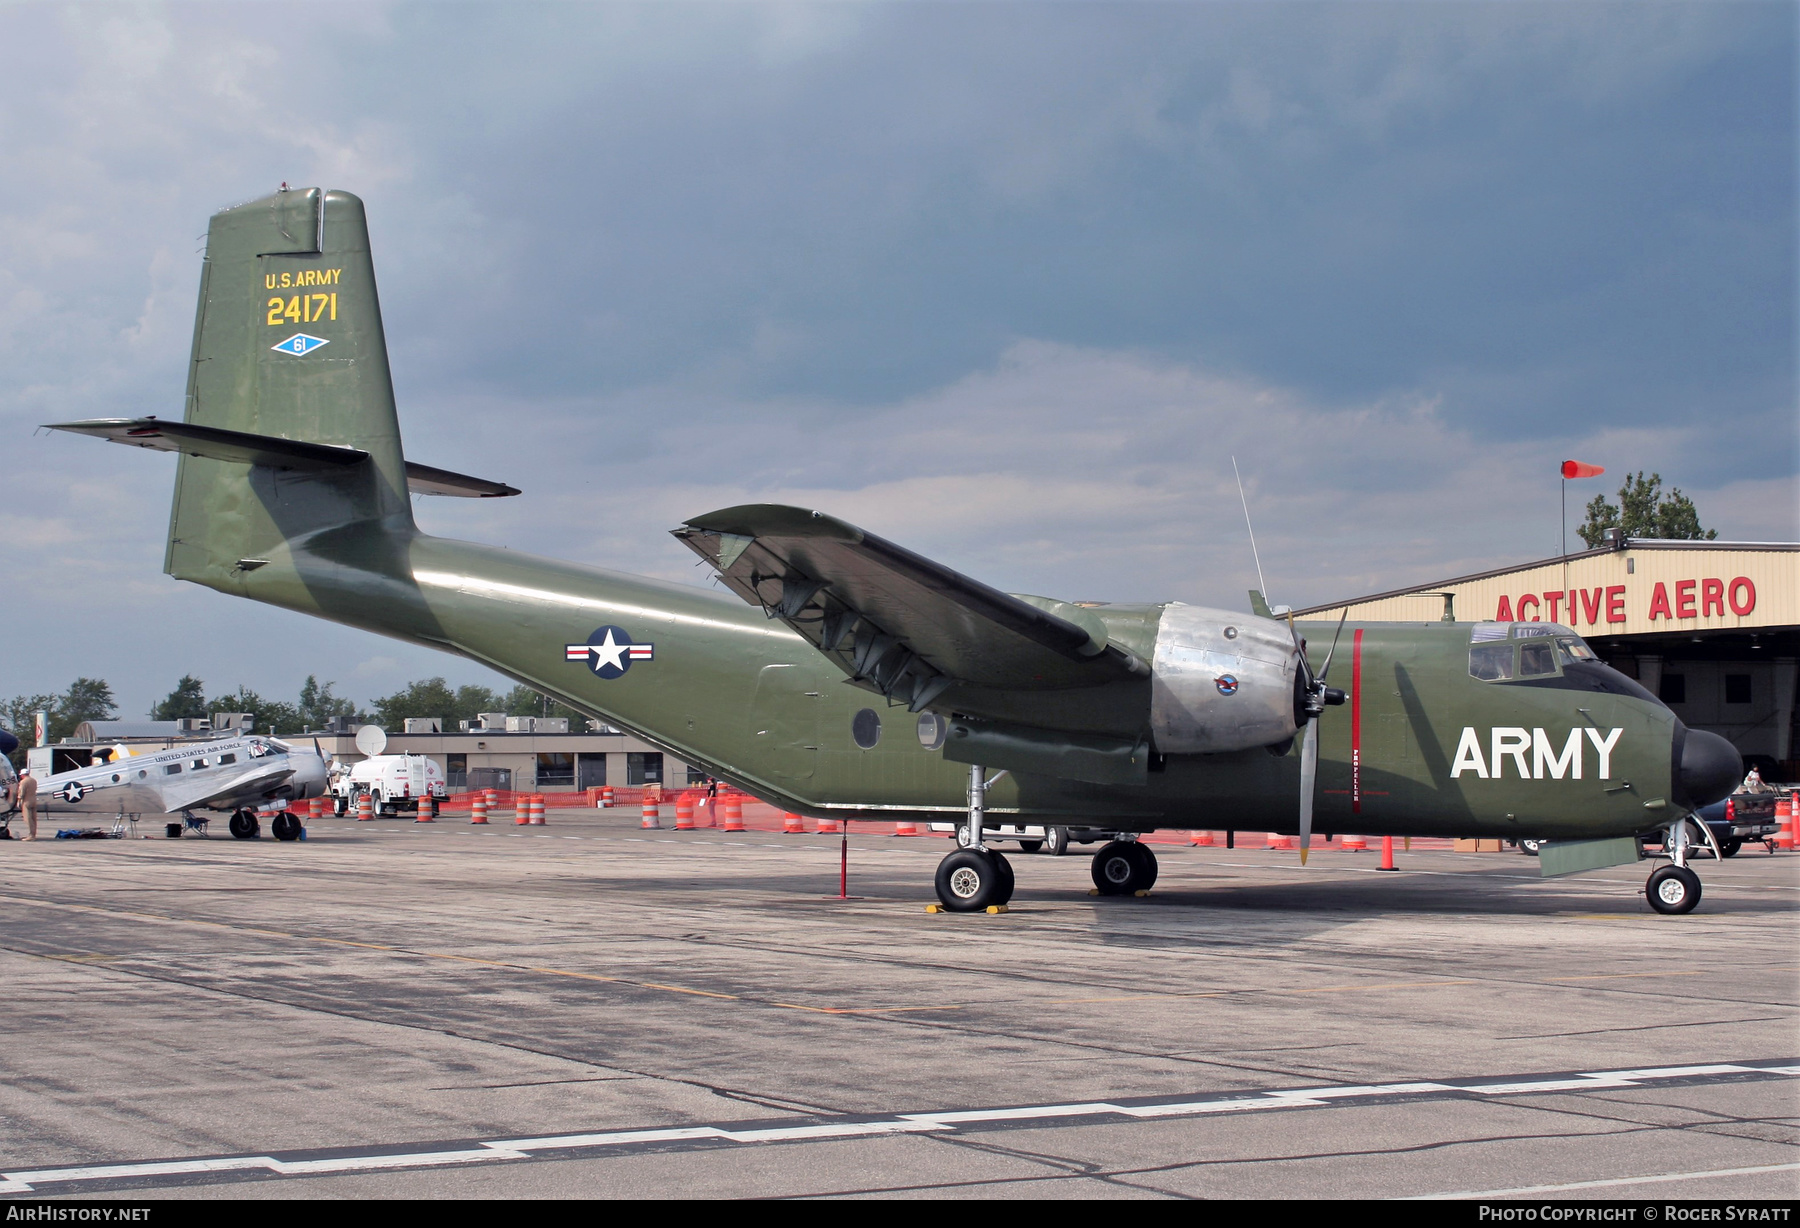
(674, 505, 1146, 706)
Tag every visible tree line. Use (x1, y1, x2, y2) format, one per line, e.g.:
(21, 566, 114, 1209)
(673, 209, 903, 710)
(2, 675, 591, 767)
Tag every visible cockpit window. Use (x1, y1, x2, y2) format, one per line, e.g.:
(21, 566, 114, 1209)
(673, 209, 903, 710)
(1517, 640, 1557, 677)
(1556, 636, 1597, 664)
(1469, 642, 1515, 680)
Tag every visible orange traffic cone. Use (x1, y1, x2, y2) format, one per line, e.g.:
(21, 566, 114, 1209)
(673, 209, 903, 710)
(471, 795, 489, 825)
(641, 798, 661, 829)
(782, 811, 806, 834)
(1377, 834, 1398, 871)
(529, 794, 546, 825)
(722, 793, 746, 832)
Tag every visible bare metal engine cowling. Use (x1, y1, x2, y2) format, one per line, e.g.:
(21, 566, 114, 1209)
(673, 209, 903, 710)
(1149, 604, 1301, 754)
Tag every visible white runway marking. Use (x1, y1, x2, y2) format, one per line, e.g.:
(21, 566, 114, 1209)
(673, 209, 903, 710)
(1, 1061, 1791, 1195)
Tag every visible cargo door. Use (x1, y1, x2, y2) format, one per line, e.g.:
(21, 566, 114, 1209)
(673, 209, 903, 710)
(748, 664, 821, 780)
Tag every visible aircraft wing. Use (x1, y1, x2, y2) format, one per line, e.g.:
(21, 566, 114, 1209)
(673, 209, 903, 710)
(184, 767, 298, 812)
(45, 419, 518, 498)
(673, 505, 1147, 711)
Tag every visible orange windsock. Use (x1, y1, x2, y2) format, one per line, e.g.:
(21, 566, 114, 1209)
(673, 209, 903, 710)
(1561, 460, 1605, 479)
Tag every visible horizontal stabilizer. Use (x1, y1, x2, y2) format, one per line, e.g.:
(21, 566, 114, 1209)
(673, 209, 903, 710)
(46, 418, 518, 498)
(47, 417, 364, 469)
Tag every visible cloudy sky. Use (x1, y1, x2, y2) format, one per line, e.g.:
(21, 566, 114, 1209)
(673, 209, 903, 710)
(2, 1, 1794, 719)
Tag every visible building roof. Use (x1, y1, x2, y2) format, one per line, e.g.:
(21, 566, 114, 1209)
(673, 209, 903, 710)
(1294, 538, 1799, 637)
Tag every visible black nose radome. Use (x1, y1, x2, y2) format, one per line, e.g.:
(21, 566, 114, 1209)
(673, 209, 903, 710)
(1676, 728, 1740, 810)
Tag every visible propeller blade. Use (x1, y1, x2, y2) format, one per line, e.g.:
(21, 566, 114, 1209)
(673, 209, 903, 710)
(1316, 609, 1350, 683)
(1298, 717, 1319, 866)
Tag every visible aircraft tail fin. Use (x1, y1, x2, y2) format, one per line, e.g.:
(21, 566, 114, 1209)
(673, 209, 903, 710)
(164, 187, 411, 588)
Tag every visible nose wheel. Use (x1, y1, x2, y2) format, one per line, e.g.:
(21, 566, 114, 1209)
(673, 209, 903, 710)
(1647, 865, 1701, 915)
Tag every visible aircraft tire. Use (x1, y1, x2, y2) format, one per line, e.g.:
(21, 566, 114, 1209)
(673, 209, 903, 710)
(1127, 841, 1159, 891)
(1043, 826, 1069, 857)
(991, 852, 1015, 905)
(1646, 865, 1702, 915)
(228, 811, 260, 840)
(1091, 841, 1145, 896)
(1016, 840, 1043, 854)
(1519, 838, 1544, 857)
(270, 813, 302, 842)
(1719, 839, 1741, 859)
(934, 849, 1005, 912)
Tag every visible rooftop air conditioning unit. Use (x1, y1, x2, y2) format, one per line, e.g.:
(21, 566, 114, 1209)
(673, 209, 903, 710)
(211, 712, 254, 735)
(402, 718, 443, 734)
(504, 716, 536, 733)
(474, 712, 507, 731)
(535, 717, 568, 734)
(176, 718, 212, 733)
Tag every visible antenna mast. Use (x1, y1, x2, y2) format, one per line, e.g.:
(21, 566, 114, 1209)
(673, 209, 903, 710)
(1232, 456, 1270, 603)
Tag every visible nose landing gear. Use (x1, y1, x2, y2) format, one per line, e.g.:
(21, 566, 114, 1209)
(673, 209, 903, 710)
(1091, 840, 1158, 896)
(1644, 816, 1717, 915)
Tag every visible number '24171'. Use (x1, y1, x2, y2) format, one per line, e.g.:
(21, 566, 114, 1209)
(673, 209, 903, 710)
(267, 294, 337, 326)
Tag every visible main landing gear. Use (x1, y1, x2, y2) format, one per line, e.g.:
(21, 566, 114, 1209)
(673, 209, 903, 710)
(227, 809, 261, 840)
(930, 765, 1161, 911)
(1644, 816, 1718, 916)
(934, 766, 1016, 912)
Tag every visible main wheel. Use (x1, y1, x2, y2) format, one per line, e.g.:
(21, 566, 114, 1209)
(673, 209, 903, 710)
(955, 825, 975, 848)
(1016, 840, 1043, 854)
(1519, 838, 1544, 857)
(228, 811, 260, 840)
(1126, 841, 1159, 891)
(935, 849, 1006, 912)
(1646, 865, 1702, 915)
(1043, 826, 1069, 857)
(991, 851, 1015, 904)
(1718, 838, 1741, 859)
(1091, 840, 1155, 896)
(270, 813, 302, 842)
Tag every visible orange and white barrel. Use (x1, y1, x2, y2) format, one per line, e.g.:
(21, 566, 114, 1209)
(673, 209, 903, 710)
(782, 812, 806, 834)
(722, 793, 746, 832)
(471, 795, 489, 824)
(641, 798, 661, 829)
(528, 794, 546, 825)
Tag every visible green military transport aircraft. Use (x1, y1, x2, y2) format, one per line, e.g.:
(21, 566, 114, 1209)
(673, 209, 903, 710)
(48, 189, 1742, 915)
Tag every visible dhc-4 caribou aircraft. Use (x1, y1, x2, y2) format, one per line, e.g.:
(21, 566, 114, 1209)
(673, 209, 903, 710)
(47, 188, 1741, 913)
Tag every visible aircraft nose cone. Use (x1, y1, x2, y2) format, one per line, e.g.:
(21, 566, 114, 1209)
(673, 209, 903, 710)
(1676, 728, 1740, 810)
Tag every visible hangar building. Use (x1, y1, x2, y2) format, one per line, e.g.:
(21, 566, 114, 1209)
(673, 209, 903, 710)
(1296, 535, 1799, 779)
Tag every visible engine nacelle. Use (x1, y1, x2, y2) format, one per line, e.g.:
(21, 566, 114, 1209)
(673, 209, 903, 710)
(1149, 603, 1301, 754)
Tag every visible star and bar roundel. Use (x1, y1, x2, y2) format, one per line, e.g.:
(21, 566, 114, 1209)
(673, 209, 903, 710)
(565, 626, 655, 680)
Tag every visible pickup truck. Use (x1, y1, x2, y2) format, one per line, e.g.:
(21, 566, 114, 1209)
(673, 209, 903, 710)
(1639, 790, 1783, 858)
(1518, 789, 1785, 858)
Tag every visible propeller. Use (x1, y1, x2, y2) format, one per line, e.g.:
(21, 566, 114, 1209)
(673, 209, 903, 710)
(1292, 609, 1349, 865)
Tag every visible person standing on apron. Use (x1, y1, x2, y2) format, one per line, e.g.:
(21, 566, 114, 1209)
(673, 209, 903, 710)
(13, 770, 38, 841)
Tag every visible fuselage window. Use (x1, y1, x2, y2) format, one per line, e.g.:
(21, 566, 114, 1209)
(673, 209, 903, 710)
(191, 759, 209, 770)
(218, 753, 237, 765)
(163, 764, 182, 775)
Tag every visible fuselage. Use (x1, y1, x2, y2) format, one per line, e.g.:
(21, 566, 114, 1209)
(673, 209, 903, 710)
(217, 528, 1691, 841)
